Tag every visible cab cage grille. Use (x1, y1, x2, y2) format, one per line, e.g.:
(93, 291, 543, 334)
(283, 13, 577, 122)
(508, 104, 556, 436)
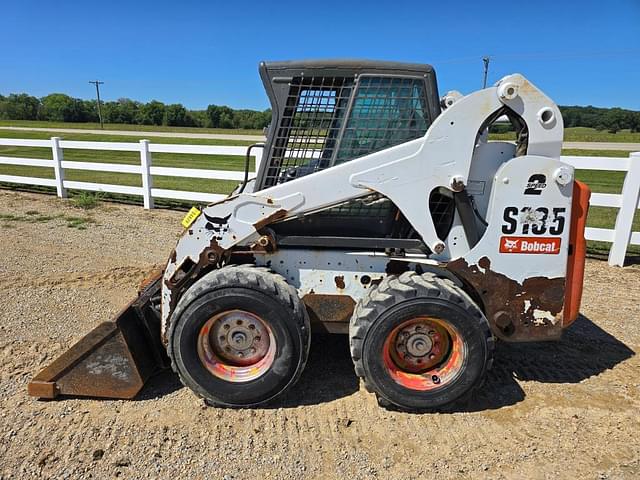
(264, 76, 354, 187)
(263, 75, 431, 188)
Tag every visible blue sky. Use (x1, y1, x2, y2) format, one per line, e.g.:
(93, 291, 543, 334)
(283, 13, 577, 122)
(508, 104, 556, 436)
(2, 0, 639, 111)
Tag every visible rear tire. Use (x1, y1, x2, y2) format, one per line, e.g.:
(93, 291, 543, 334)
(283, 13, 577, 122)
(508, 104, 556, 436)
(349, 271, 494, 412)
(167, 265, 310, 407)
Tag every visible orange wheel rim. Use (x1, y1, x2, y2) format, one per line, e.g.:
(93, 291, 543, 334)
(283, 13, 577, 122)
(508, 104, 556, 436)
(197, 310, 276, 383)
(382, 316, 465, 391)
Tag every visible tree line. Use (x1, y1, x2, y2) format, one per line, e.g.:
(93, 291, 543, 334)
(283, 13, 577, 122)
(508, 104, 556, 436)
(0, 92, 639, 132)
(561, 105, 640, 133)
(0, 93, 271, 130)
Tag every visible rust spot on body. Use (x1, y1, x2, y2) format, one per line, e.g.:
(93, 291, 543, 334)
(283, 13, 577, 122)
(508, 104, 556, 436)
(164, 239, 225, 329)
(253, 209, 287, 231)
(334, 275, 345, 290)
(447, 256, 565, 342)
(138, 268, 163, 294)
(303, 294, 355, 334)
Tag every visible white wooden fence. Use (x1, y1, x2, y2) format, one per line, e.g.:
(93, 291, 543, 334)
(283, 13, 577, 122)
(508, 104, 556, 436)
(0, 137, 638, 266)
(0, 137, 263, 209)
(563, 153, 640, 266)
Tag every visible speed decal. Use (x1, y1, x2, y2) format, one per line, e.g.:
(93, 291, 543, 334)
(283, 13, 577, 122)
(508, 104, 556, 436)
(524, 174, 547, 195)
(499, 236, 561, 254)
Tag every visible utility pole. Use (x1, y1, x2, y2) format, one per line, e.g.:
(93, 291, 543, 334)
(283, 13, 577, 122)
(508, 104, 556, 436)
(482, 56, 490, 89)
(89, 80, 104, 129)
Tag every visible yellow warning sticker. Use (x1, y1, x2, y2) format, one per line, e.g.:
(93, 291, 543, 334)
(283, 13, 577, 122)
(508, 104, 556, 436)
(181, 206, 201, 229)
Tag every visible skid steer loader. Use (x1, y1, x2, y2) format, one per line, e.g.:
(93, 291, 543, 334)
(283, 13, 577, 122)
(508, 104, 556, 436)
(28, 60, 591, 412)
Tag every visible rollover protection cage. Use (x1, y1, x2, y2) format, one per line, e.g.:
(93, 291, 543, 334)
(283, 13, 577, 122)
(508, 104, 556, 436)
(256, 60, 454, 242)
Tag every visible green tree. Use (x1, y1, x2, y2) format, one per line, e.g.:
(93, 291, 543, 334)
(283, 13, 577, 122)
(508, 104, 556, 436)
(41, 93, 91, 122)
(218, 111, 234, 128)
(103, 98, 140, 124)
(629, 113, 640, 133)
(137, 100, 165, 125)
(187, 110, 209, 127)
(82, 100, 99, 122)
(0, 93, 41, 120)
(206, 104, 235, 128)
(164, 103, 189, 126)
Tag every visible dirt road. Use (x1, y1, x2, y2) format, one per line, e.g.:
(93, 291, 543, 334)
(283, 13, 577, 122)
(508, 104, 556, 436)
(0, 190, 639, 479)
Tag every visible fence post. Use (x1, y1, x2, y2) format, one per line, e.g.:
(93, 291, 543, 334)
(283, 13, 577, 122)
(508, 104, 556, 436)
(51, 137, 67, 198)
(608, 152, 640, 267)
(139, 139, 154, 209)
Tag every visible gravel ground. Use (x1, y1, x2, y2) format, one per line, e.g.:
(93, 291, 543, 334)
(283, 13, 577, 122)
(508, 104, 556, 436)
(0, 190, 639, 480)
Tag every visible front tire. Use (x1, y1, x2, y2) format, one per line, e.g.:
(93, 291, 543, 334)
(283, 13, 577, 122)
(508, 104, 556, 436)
(349, 271, 494, 412)
(167, 265, 310, 407)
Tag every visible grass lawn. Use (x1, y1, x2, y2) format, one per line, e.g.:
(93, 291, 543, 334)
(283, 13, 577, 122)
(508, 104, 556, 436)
(0, 128, 638, 258)
(490, 127, 640, 143)
(0, 119, 264, 136)
(563, 127, 640, 143)
(2, 121, 639, 144)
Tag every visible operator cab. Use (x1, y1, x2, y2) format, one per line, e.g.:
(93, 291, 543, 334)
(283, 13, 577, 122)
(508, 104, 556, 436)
(254, 60, 454, 248)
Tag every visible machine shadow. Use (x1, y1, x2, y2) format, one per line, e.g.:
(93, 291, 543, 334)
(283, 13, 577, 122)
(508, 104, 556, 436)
(136, 370, 184, 400)
(274, 332, 360, 408)
(588, 252, 640, 266)
(136, 314, 634, 411)
(136, 331, 360, 405)
(461, 314, 635, 412)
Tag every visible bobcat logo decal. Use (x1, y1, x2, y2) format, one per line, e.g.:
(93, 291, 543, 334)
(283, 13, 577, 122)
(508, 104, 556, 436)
(503, 238, 519, 252)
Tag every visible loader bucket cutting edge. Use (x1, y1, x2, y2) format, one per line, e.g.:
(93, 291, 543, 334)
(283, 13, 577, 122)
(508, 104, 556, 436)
(28, 277, 168, 400)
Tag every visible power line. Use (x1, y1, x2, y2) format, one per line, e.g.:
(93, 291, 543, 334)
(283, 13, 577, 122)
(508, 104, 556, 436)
(434, 49, 640, 66)
(492, 49, 640, 61)
(89, 80, 104, 129)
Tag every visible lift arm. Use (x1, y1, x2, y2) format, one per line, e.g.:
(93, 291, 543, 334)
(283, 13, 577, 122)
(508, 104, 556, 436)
(160, 74, 564, 336)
